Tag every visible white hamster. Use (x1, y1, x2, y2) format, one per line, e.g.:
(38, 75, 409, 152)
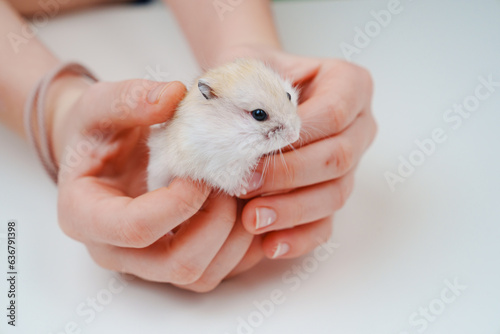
(147, 58, 301, 196)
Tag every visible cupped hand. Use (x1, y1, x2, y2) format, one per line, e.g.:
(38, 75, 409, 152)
(50, 77, 258, 292)
(224, 47, 377, 259)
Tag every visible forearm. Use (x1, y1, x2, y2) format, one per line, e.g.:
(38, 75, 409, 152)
(1, 0, 131, 140)
(164, 0, 281, 68)
(6, 0, 127, 16)
(0, 0, 60, 136)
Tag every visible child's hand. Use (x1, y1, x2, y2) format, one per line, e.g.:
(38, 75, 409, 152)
(230, 48, 377, 259)
(50, 78, 256, 292)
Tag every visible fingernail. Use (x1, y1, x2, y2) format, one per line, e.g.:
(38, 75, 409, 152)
(245, 172, 264, 193)
(255, 207, 276, 230)
(272, 242, 290, 259)
(147, 83, 171, 104)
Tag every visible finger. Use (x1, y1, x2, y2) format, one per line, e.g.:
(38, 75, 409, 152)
(298, 61, 373, 143)
(241, 172, 354, 234)
(58, 177, 210, 248)
(85, 194, 237, 285)
(262, 217, 334, 259)
(174, 218, 254, 292)
(226, 236, 265, 279)
(241, 111, 375, 197)
(82, 80, 187, 129)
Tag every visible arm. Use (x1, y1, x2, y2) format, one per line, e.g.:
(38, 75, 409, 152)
(5, 0, 126, 16)
(0, 0, 123, 138)
(0, 0, 103, 164)
(0, 0, 59, 136)
(164, 0, 281, 68)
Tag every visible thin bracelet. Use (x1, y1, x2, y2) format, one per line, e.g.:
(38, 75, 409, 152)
(24, 62, 98, 184)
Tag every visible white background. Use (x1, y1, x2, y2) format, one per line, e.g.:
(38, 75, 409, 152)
(1, 0, 499, 333)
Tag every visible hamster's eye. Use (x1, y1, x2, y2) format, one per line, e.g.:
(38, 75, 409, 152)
(286, 92, 291, 101)
(251, 109, 268, 121)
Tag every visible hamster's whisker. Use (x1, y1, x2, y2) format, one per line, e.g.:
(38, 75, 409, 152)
(271, 151, 277, 185)
(302, 118, 330, 124)
(278, 148, 291, 181)
(269, 153, 276, 184)
(302, 123, 329, 139)
(299, 128, 313, 142)
(286, 143, 304, 161)
(266, 154, 272, 176)
(262, 153, 271, 179)
(286, 143, 297, 153)
(261, 156, 267, 177)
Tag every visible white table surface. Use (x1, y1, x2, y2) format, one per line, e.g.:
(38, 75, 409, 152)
(1, 0, 500, 333)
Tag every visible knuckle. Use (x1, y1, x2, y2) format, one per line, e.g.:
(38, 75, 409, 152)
(57, 191, 86, 242)
(325, 140, 354, 176)
(87, 249, 107, 269)
(367, 113, 378, 145)
(57, 219, 82, 243)
(119, 218, 157, 248)
(86, 244, 117, 272)
(89, 254, 110, 271)
(312, 220, 333, 247)
(326, 95, 349, 132)
(56, 209, 77, 240)
(281, 158, 300, 189)
(292, 201, 306, 227)
(87, 81, 107, 97)
(321, 219, 334, 242)
(345, 60, 369, 76)
(167, 258, 204, 285)
(219, 210, 237, 228)
(112, 80, 151, 115)
(357, 66, 374, 94)
(336, 141, 354, 173)
(120, 79, 143, 95)
(120, 80, 144, 105)
(337, 176, 354, 209)
(175, 196, 203, 221)
(339, 61, 374, 94)
(187, 279, 220, 293)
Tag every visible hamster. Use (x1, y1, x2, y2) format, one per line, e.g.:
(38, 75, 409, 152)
(147, 58, 301, 196)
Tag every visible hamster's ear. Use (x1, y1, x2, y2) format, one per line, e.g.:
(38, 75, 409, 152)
(198, 79, 217, 100)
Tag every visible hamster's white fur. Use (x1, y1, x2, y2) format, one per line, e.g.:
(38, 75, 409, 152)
(147, 59, 301, 195)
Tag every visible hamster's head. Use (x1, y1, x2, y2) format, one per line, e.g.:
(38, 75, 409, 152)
(195, 59, 301, 156)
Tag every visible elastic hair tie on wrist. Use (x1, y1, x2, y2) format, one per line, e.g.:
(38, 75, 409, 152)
(24, 62, 98, 184)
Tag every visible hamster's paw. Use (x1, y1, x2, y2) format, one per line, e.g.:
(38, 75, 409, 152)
(219, 183, 244, 197)
(231, 181, 249, 197)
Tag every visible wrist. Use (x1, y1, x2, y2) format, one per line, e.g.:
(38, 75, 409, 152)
(46, 75, 92, 165)
(211, 45, 306, 77)
(209, 44, 283, 68)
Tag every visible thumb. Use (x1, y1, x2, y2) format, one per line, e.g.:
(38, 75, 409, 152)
(267, 52, 321, 87)
(287, 59, 321, 87)
(84, 79, 186, 129)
